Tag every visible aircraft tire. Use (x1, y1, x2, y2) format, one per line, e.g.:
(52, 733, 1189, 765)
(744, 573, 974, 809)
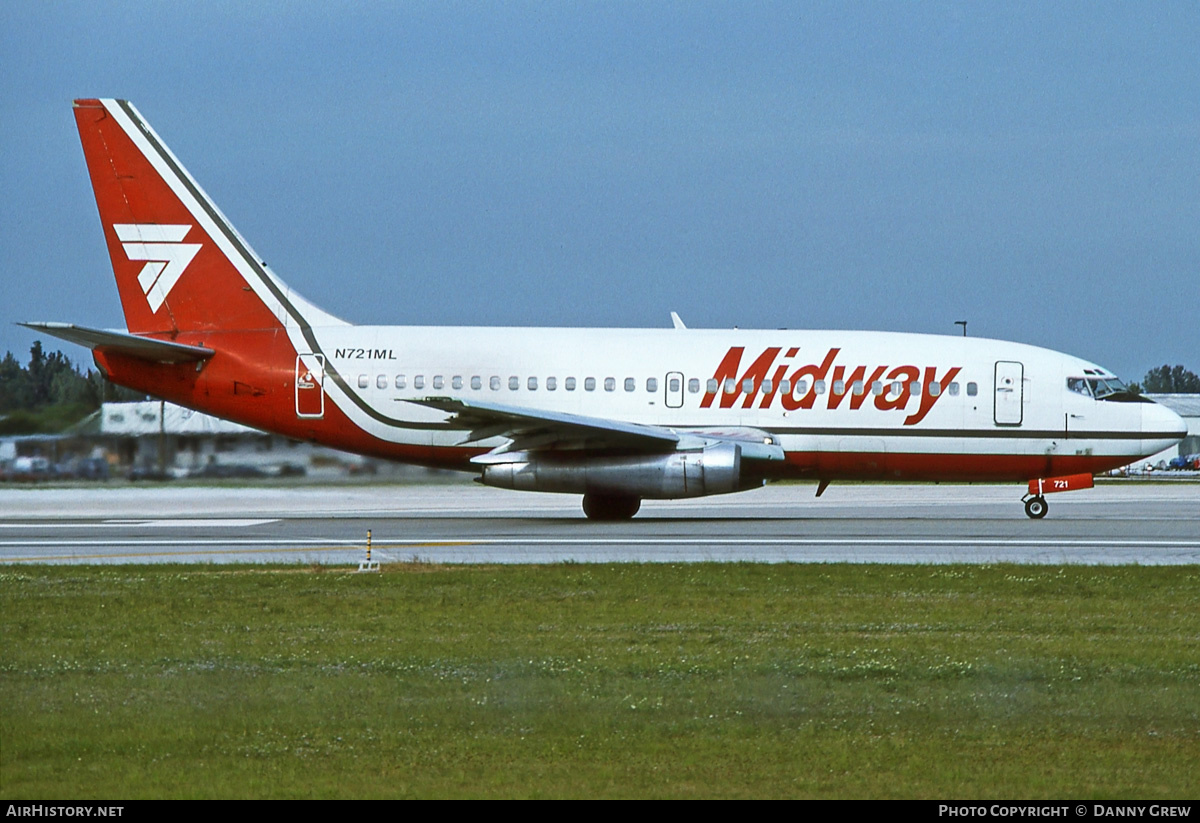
(1024, 496, 1048, 519)
(582, 493, 641, 521)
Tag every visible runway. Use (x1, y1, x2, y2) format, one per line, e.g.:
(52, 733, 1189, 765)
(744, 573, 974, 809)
(1, 482, 1197, 565)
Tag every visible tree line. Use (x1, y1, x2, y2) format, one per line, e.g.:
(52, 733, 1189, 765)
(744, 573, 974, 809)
(0, 342, 145, 434)
(1129, 365, 1200, 394)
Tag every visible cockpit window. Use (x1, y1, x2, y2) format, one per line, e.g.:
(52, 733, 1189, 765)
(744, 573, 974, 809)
(1068, 375, 1149, 403)
(1089, 377, 1131, 400)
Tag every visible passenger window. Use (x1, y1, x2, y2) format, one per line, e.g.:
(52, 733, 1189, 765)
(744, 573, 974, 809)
(780, 379, 791, 395)
(852, 380, 865, 396)
(433, 375, 444, 390)
(414, 375, 425, 390)
(814, 380, 826, 395)
(566, 377, 577, 391)
(395, 375, 407, 389)
(604, 377, 616, 392)
(471, 376, 482, 390)
(910, 381, 921, 395)
(871, 381, 883, 395)
(762, 379, 772, 394)
(929, 381, 941, 396)
(688, 378, 700, 394)
(624, 377, 635, 392)
(376, 374, 387, 389)
(833, 379, 845, 395)
(707, 378, 718, 393)
(742, 378, 754, 394)
(490, 376, 501, 391)
(358, 374, 369, 389)
(509, 376, 519, 390)
(649, 377, 660, 393)
(585, 377, 596, 391)
(794, 380, 808, 396)
(724, 378, 737, 394)
(527, 376, 538, 391)
(948, 382, 960, 396)
(547, 377, 557, 391)
(890, 381, 902, 396)
(452, 376, 463, 390)
(967, 382, 978, 396)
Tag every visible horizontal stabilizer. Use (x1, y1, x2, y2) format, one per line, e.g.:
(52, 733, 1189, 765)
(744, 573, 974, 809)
(20, 322, 214, 363)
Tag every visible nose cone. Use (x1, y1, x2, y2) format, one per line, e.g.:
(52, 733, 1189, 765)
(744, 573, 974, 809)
(1143, 401, 1188, 445)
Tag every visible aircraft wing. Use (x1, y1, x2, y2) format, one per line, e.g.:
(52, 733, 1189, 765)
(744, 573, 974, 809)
(407, 396, 680, 455)
(406, 396, 784, 461)
(20, 322, 214, 363)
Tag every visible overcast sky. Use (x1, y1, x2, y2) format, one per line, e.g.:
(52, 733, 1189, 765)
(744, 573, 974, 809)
(2, 1, 1196, 382)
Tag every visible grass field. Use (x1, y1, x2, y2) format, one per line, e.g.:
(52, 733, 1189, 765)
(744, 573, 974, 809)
(2, 563, 1197, 798)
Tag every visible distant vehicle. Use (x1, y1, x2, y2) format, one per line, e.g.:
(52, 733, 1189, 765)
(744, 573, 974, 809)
(23, 98, 1190, 519)
(9, 456, 51, 482)
(54, 457, 110, 481)
(1168, 454, 1200, 470)
(126, 466, 173, 482)
(187, 463, 267, 480)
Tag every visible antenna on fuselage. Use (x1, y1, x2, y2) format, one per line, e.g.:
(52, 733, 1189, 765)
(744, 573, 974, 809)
(955, 321, 967, 337)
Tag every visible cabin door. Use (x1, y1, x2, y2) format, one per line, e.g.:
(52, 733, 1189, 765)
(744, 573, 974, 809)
(295, 354, 325, 419)
(993, 360, 1024, 426)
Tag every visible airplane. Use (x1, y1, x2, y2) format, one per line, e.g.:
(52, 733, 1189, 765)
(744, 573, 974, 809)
(24, 99, 1188, 520)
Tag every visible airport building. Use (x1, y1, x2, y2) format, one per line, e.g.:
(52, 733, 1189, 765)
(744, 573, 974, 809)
(1, 401, 452, 481)
(70, 400, 296, 477)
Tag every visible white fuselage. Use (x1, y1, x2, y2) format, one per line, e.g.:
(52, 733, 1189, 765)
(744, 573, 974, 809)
(297, 325, 1181, 478)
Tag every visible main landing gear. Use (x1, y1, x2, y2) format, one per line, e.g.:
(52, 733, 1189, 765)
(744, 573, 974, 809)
(582, 493, 641, 521)
(1021, 472, 1095, 519)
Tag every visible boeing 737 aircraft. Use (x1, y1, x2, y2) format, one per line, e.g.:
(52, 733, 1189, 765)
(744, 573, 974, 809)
(24, 99, 1187, 519)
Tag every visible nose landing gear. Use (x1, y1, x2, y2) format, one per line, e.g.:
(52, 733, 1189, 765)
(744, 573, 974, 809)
(1022, 472, 1094, 519)
(1023, 495, 1049, 519)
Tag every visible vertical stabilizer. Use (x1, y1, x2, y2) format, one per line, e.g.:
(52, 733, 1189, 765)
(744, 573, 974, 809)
(72, 99, 344, 337)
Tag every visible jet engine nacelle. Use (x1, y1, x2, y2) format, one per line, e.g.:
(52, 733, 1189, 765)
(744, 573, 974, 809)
(480, 441, 761, 499)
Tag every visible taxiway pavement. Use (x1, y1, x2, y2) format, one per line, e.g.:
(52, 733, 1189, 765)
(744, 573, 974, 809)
(1, 482, 1197, 565)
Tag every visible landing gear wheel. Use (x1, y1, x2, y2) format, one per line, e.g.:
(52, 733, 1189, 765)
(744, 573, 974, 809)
(582, 493, 641, 521)
(1024, 496, 1048, 519)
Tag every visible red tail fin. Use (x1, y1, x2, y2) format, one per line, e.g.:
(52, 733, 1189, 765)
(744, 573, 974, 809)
(73, 99, 342, 337)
